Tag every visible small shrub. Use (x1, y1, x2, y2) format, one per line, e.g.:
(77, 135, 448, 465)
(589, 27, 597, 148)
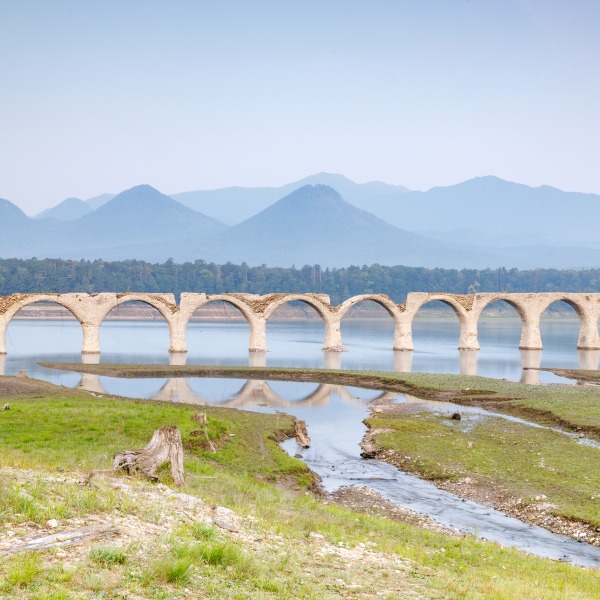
(198, 541, 245, 568)
(191, 523, 216, 540)
(89, 545, 127, 566)
(5, 553, 43, 588)
(156, 557, 192, 585)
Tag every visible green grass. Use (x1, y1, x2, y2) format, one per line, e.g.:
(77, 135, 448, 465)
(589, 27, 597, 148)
(1, 377, 600, 598)
(88, 545, 127, 566)
(0, 476, 135, 525)
(4, 553, 43, 589)
(368, 410, 600, 528)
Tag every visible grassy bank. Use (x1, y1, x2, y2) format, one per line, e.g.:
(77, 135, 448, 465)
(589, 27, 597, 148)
(41, 363, 600, 438)
(1, 377, 599, 598)
(366, 408, 600, 539)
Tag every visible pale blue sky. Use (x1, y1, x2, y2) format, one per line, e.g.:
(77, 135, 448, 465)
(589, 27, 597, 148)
(1, 0, 599, 214)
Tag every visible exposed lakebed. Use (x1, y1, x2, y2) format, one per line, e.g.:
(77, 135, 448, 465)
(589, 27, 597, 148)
(3, 318, 600, 567)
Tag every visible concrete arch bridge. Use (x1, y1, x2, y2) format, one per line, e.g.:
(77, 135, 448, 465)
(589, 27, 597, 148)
(1, 291, 599, 355)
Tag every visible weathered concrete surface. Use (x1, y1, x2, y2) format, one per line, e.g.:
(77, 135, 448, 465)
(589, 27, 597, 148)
(401, 292, 600, 351)
(0, 291, 598, 355)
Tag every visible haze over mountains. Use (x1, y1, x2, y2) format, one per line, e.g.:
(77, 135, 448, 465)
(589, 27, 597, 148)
(2, 173, 598, 269)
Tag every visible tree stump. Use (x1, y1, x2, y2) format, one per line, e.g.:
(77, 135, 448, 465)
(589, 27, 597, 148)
(190, 412, 215, 452)
(294, 419, 311, 448)
(113, 426, 185, 486)
(192, 412, 208, 426)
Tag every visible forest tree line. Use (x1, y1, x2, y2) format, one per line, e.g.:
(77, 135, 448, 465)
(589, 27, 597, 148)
(1, 258, 600, 305)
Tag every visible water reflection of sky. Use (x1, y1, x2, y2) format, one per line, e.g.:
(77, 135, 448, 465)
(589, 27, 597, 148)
(2, 318, 597, 386)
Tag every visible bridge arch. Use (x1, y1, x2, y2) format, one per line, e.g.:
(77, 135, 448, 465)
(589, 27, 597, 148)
(178, 294, 266, 352)
(0, 294, 88, 354)
(262, 294, 340, 351)
(337, 294, 401, 351)
(100, 293, 178, 324)
(1, 293, 88, 324)
(471, 296, 528, 349)
(538, 296, 598, 350)
(262, 294, 332, 321)
(336, 294, 402, 320)
(185, 294, 254, 355)
(411, 295, 476, 350)
(474, 295, 529, 323)
(99, 297, 172, 355)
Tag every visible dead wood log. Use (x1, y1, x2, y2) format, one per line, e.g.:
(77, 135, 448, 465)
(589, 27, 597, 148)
(113, 425, 185, 486)
(2, 526, 119, 556)
(294, 419, 311, 448)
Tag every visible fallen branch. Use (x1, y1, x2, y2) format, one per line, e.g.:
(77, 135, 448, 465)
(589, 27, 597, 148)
(2, 526, 119, 556)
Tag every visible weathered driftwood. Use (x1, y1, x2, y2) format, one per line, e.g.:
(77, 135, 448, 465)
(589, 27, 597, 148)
(294, 419, 311, 448)
(1, 526, 119, 555)
(113, 425, 185, 486)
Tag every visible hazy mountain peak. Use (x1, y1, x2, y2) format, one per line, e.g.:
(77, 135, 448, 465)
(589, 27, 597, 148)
(77, 183, 227, 231)
(0, 198, 28, 220)
(281, 183, 343, 203)
(92, 184, 185, 215)
(35, 197, 91, 221)
(230, 184, 399, 237)
(294, 172, 356, 187)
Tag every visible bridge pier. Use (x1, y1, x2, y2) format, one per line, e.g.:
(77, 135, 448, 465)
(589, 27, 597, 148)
(249, 351, 267, 367)
(520, 349, 542, 385)
(393, 315, 414, 351)
(169, 315, 188, 353)
(519, 312, 543, 350)
(169, 351, 187, 366)
(324, 351, 342, 370)
(81, 322, 101, 354)
(459, 349, 478, 375)
(77, 373, 108, 395)
(458, 313, 480, 351)
(248, 316, 267, 352)
(393, 350, 413, 372)
(323, 315, 344, 352)
(579, 349, 600, 371)
(577, 311, 600, 349)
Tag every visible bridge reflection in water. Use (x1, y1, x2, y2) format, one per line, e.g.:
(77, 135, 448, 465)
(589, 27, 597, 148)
(50, 348, 600, 405)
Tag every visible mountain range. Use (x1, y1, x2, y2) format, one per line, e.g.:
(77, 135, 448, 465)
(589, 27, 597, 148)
(1, 174, 598, 269)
